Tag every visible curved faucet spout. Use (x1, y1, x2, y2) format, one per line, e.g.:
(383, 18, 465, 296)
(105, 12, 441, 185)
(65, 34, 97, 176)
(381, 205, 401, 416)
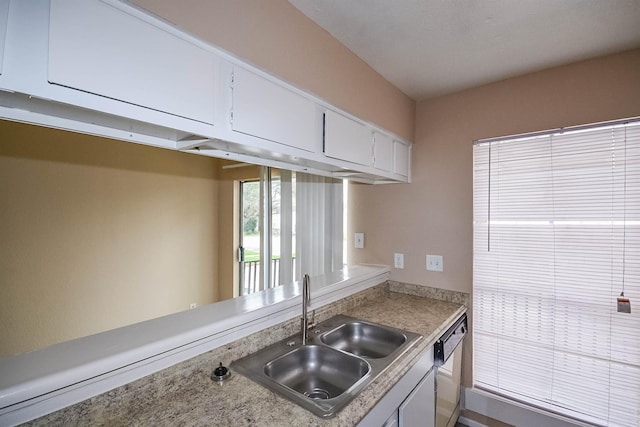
(301, 274, 310, 345)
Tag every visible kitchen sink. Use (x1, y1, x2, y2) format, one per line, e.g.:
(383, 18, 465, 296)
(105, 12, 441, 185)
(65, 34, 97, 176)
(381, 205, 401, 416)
(320, 320, 407, 358)
(231, 314, 421, 418)
(264, 345, 370, 400)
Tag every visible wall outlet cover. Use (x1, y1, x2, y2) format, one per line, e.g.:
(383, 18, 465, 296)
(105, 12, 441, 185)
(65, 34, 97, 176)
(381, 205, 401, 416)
(394, 253, 404, 269)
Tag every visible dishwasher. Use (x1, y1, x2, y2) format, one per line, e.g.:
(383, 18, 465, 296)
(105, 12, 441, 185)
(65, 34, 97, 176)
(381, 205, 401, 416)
(434, 313, 467, 427)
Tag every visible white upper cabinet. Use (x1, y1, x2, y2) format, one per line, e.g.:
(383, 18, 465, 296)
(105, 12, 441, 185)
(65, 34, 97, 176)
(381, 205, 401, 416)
(394, 141, 411, 177)
(0, 0, 8, 76)
(48, 0, 217, 125)
(373, 131, 394, 172)
(324, 110, 373, 167)
(0, 0, 411, 183)
(231, 66, 318, 152)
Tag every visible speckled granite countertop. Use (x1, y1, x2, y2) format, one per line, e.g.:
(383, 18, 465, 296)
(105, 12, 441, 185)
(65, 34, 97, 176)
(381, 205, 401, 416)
(26, 283, 466, 427)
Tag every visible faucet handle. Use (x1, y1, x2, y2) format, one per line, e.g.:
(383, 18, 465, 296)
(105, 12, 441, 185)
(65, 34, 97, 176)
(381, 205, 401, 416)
(308, 310, 316, 329)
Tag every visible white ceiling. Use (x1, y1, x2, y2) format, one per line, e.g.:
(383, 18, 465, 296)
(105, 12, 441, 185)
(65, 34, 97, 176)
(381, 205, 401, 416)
(288, 0, 640, 100)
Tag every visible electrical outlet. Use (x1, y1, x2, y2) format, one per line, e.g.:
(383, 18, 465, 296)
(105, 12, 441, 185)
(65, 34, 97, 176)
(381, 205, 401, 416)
(394, 253, 404, 269)
(189, 303, 197, 309)
(354, 232, 365, 249)
(426, 254, 443, 272)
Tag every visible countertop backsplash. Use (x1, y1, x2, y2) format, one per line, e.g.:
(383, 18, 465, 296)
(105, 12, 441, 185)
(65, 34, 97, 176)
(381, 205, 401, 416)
(388, 280, 469, 307)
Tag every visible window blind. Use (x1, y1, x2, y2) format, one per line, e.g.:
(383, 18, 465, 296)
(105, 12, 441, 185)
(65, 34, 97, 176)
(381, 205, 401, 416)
(296, 173, 343, 280)
(473, 118, 640, 427)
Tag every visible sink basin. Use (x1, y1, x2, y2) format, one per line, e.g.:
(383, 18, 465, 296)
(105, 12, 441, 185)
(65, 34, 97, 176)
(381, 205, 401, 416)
(264, 345, 370, 400)
(231, 314, 421, 418)
(320, 320, 407, 358)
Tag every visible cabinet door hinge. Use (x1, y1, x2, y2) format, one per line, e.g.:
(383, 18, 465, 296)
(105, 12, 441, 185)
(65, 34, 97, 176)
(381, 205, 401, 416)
(229, 70, 235, 125)
(371, 133, 376, 165)
(322, 112, 326, 153)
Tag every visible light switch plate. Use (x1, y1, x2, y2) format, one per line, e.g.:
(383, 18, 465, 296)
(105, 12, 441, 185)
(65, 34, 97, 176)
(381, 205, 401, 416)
(354, 232, 365, 249)
(426, 254, 443, 272)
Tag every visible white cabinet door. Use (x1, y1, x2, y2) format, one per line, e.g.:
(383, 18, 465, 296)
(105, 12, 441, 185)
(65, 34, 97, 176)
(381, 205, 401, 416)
(0, 0, 9, 76)
(399, 368, 435, 427)
(383, 409, 399, 427)
(231, 66, 318, 152)
(324, 110, 373, 166)
(48, 0, 217, 125)
(373, 131, 394, 172)
(394, 141, 410, 177)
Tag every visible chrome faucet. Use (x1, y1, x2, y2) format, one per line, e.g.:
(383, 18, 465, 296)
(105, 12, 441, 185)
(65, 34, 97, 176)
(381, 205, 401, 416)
(301, 274, 311, 345)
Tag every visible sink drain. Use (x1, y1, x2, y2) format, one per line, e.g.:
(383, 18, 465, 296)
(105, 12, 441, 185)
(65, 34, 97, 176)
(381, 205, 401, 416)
(304, 388, 331, 400)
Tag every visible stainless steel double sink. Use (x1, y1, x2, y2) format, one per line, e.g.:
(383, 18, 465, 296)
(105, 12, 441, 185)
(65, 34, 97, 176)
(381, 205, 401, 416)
(231, 314, 422, 418)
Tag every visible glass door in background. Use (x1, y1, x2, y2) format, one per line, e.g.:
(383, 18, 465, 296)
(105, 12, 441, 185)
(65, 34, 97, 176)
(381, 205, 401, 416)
(238, 179, 260, 296)
(238, 168, 296, 296)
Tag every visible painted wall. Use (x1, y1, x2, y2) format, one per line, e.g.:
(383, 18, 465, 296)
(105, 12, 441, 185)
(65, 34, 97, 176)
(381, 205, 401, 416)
(349, 48, 640, 393)
(0, 121, 220, 357)
(130, 0, 416, 142)
(350, 48, 640, 298)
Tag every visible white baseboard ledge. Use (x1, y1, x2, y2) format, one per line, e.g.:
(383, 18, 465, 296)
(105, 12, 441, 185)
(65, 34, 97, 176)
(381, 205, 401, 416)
(457, 415, 488, 427)
(462, 388, 597, 427)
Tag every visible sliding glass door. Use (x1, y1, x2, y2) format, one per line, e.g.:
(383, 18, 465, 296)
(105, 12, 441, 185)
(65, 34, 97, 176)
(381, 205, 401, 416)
(237, 167, 343, 296)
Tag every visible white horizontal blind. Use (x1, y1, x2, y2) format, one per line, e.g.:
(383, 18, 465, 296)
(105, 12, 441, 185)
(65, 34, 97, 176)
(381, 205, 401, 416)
(473, 119, 640, 427)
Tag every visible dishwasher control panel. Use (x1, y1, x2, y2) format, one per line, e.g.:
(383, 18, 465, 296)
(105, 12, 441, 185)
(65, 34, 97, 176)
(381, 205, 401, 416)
(434, 313, 467, 366)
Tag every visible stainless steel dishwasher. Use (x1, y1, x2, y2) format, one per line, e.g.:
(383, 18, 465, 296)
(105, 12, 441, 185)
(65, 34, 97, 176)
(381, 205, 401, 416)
(434, 313, 467, 427)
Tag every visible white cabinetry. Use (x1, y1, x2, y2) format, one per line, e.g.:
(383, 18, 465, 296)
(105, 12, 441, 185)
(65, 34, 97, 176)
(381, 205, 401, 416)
(399, 368, 436, 426)
(0, 0, 411, 183)
(48, 0, 217, 125)
(394, 141, 411, 177)
(358, 347, 435, 427)
(383, 411, 399, 427)
(324, 109, 373, 166)
(373, 131, 394, 172)
(0, 0, 8, 76)
(231, 66, 318, 152)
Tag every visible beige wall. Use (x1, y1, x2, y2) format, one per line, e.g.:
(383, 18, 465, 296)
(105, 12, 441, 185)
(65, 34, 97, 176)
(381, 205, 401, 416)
(0, 121, 221, 357)
(349, 48, 640, 390)
(350, 48, 640, 295)
(131, 0, 416, 142)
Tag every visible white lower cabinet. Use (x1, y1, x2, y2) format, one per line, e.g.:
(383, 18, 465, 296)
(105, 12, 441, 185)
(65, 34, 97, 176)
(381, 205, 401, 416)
(0, 0, 8, 76)
(382, 410, 399, 427)
(358, 347, 435, 427)
(399, 367, 435, 426)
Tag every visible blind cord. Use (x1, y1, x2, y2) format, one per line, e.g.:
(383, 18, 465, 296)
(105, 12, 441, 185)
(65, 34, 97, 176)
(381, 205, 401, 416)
(488, 142, 492, 252)
(622, 125, 627, 297)
(549, 134, 557, 406)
